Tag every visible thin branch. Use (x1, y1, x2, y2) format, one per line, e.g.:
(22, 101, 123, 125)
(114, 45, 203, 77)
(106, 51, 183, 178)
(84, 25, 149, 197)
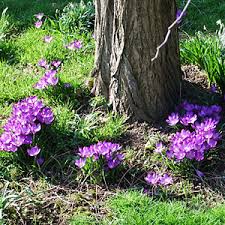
(151, 0, 192, 62)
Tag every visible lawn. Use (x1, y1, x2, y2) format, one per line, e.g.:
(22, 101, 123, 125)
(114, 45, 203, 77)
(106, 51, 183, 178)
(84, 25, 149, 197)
(177, 0, 225, 33)
(78, 191, 225, 225)
(1, 0, 225, 224)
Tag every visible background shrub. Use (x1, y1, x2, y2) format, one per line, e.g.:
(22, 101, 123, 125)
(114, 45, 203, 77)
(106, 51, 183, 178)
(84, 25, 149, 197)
(58, 1, 95, 34)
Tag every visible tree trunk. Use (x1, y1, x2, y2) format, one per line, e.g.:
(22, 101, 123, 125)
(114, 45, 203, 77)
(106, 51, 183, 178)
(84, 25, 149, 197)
(92, 0, 181, 122)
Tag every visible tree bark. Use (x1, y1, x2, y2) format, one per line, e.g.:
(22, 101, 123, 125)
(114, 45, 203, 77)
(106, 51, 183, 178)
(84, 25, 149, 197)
(92, 0, 182, 122)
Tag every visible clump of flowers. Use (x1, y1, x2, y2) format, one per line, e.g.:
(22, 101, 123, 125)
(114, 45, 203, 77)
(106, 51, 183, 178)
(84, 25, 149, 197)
(145, 172, 173, 186)
(0, 96, 54, 156)
(75, 141, 124, 170)
(34, 59, 62, 89)
(166, 101, 221, 161)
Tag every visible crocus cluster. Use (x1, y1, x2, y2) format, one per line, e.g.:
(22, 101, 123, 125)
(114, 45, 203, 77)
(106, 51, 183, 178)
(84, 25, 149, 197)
(0, 96, 54, 156)
(75, 141, 124, 169)
(66, 40, 82, 50)
(34, 13, 44, 28)
(145, 172, 173, 186)
(166, 101, 221, 161)
(34, 59, 62, 89)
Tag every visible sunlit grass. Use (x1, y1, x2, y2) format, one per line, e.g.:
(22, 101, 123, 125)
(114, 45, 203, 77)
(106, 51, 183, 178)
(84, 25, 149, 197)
(71, 191, 225, 225)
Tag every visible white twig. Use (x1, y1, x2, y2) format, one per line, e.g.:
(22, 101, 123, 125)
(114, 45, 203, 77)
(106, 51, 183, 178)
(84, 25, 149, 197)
(151, 0, 192, 62)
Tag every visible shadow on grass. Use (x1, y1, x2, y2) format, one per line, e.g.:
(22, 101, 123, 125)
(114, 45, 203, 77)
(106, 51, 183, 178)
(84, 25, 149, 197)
(42, 79, 91, 110)
(0, 0, 71, 31)
(0, 41, 19, 64)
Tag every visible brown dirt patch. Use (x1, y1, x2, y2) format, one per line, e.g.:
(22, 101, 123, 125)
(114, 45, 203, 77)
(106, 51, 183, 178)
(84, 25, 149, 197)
(182, 64, 209, 89)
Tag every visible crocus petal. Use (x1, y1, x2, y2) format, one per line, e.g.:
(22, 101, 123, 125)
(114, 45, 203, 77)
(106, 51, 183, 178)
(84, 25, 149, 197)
(27, 146, 41, 156)
(35, 13, 44, 20)
(35, 20, 43, 28)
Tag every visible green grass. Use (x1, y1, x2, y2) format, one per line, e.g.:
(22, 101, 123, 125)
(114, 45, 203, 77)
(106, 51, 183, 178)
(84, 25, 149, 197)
(71, 191, 225, 225)
(178, 0, 225, 33)
(0, 0, 71, 30)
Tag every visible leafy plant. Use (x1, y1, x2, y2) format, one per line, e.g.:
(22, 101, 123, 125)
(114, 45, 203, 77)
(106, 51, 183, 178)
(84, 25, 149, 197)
(0, 8, 12, 41)
(180, 27, 225, 92)
(58, 1, 95, 34)
(0, 182, 20, 223)
(71, 112, 126, 146)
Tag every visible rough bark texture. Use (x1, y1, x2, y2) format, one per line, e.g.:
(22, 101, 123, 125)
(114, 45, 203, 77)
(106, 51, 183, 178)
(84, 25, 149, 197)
(92, 0, 181, 122)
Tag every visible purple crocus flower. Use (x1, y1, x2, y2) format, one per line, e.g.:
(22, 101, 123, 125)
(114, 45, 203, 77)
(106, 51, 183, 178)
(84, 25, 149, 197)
(36, 157, 45, 165)
(27, 146, 41, 156)
(166, 112, 179, 126)
(23, 135, 33, 145)
(35, 20, 43, 29)
(38, 59, 48, 69)
(145, 172, 161, 185)
(166, 150, 174, 159)
(160, 174, 173, 186)
(12, 135, 25, 147)
(66, 40, 82, 50)
(75, 158, 86, 168)
(79, 146, 94, 158)
(30, 123, 41, 134)
(33, 79, 47, 89)
(37, 107, 54, 124)
(34, 69, 58, 89)
(181, 101, 196, 112)
(180, 112, 197, 126)
(51, 60, 61, 68)
(210, 84, 217, 93)
(176, 9, 187, 24)
(45, 69, 57, 78)
(0, 132, 12, 144)
(154, 142, 165, 153)
(145, 172, 173, 186)
(46, 76, 58, 86)
(107, 158, 120, 169)
(195, 169, 204, 178)
(116, 153, 125, 161)
(34, 13, 44, 20)
(107, 153, 124, 169)
(195, 118, 218, 132)
(211, 105, 222, 114)
(64, 83, 72, 88)
(43, 35, 53, 43)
